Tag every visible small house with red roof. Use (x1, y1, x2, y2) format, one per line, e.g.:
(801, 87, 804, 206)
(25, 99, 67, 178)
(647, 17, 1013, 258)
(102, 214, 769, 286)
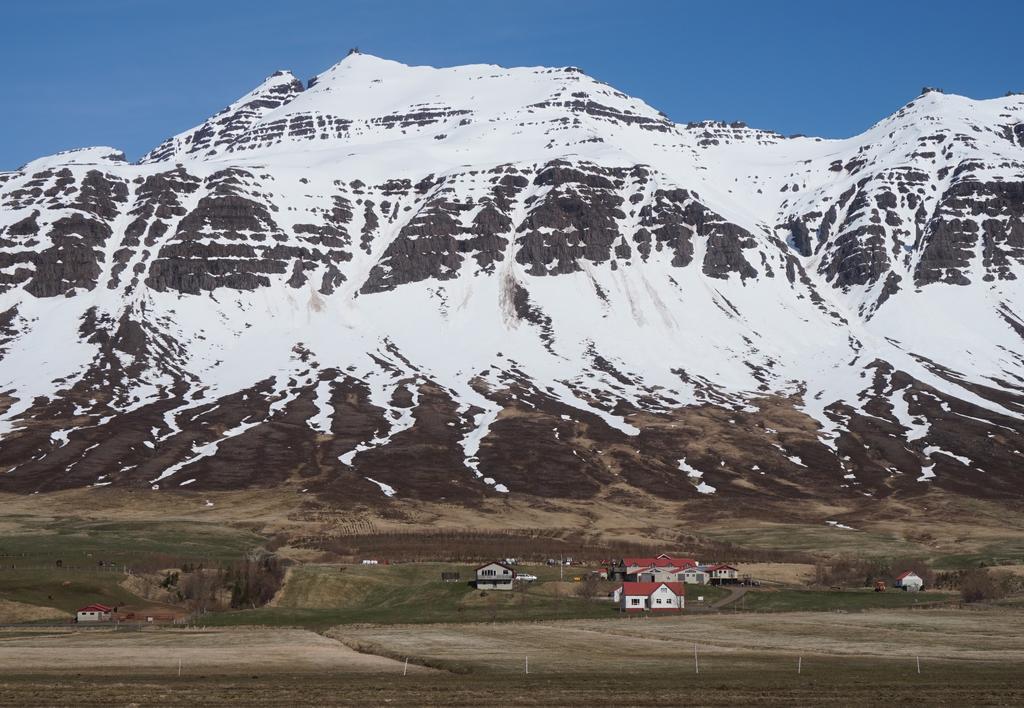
(612, 582, 685, 612)
(894, 571, 924, 592)
(706, 563, 740, 585)
(76, 604, 113, 622)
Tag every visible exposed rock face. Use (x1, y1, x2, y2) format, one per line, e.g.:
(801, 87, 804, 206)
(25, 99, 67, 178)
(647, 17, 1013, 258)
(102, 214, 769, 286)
(0, 53, 1023, 508)
(916, 177, 1024, 285)
(515, 162, 629, 276)
(142, 71, 306, 163)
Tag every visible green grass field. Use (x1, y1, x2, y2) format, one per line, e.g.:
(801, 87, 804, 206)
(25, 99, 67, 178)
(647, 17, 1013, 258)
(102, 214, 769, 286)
(0, 566, 147, 615)
(740, 588, 955, 612)
(204, 563, 624, 628)
(0, 517, 264, 619)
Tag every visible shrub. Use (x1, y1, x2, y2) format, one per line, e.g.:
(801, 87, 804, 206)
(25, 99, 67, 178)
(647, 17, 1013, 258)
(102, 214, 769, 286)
(960, 568, 1007, 603)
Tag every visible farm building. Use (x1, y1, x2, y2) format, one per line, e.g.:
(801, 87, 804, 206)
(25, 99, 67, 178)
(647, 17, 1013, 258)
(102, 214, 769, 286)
(475, 561, 516, 590)
(894, 571, 924, 592)
(610, 554, 698, 581)
(76, 604, 113, 622)
(637, 567, 681, 583)
(706, 564, 740, 585)
(612, 582, 685, 612)
(680, 567, 710, 585)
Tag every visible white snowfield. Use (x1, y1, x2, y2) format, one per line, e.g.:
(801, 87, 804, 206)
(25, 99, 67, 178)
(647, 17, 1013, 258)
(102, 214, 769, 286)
(0, 53, 1022, 498)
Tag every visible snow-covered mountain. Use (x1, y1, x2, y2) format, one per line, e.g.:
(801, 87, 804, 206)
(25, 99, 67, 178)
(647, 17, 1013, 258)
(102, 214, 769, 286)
(1, 53, 1022, 505)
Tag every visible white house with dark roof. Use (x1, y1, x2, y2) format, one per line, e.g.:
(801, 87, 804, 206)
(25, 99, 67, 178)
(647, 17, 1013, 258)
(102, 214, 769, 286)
(475, 561, 516, 590)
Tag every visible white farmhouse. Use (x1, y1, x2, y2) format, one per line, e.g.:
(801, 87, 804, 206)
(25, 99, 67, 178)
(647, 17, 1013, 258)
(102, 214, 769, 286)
(706, 564, 740, 584)
(475, 561, 516, 590)
(76, 604, 113, 622)
(894, 571, 924, 592)
(613, 582, 685, 612)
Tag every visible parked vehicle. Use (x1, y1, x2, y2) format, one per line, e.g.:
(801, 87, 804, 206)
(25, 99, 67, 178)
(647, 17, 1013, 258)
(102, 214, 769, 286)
(516, 573, 538, 582)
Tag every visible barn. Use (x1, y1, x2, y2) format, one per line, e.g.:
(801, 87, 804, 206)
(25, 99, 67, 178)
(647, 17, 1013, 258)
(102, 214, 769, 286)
(680, 567, 710, 585)
(894, 571, 924, 592)
(76, 604, 113, 622)
(637, 568, 681, 583)
(610, 554, 699, 581)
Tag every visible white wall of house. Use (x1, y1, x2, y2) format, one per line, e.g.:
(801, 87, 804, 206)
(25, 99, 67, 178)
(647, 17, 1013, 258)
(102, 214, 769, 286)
(619, 585, 684, 611)
(897, 574, 924, 591)
(77, 610, 109, 622)
(638, 569, 678, 583)
(681, 570, 709, 584)
(622, 593, 648, 610)
(649, 585, 683, 609)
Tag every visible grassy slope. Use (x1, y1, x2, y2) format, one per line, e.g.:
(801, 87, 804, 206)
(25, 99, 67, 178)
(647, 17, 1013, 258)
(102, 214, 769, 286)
(205, 563, 625, 628)
(0, 567, 147, 615)
(0, 518, 264, 617)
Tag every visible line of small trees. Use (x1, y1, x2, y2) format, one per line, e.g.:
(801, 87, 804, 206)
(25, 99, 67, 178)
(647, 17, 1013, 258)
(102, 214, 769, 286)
(813, 555, 1024, 603)
(942, 568, 1021, 603)
(813, 555, 936, 588)
(156, 554, 287, 613)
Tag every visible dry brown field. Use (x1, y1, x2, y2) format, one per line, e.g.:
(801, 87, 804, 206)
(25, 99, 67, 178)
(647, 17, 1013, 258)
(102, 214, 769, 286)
(0, 610, 1021, 706)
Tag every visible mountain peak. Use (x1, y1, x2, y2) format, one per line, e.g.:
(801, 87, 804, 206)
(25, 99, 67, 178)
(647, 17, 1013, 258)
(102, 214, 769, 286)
(140, 69, 305, 163)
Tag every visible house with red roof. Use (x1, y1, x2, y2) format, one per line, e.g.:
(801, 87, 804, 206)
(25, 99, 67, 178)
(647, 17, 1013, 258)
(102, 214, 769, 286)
(894, 570, 924, 592)
(612, 582, 685, 612)
(76, 604, 113, 622)
(706, 563, 740, 585)
(610, 554, 699, 581)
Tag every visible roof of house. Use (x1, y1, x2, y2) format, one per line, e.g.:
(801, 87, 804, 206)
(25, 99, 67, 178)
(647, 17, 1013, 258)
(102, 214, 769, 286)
(623, 557, 698, 570)
(620, 581, 685, 596)
(707, 563, 738, 572)
(78, 604, 113, 613)
(475, 561, 515, 574)
(896, 570, 921, 580)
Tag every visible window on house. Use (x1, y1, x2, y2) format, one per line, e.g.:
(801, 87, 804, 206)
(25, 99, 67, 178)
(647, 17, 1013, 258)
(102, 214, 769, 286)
(630, 598, 641, 606)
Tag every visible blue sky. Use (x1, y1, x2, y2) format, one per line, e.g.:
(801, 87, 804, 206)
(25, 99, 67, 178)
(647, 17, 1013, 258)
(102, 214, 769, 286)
(2, 0, 1021, 169)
